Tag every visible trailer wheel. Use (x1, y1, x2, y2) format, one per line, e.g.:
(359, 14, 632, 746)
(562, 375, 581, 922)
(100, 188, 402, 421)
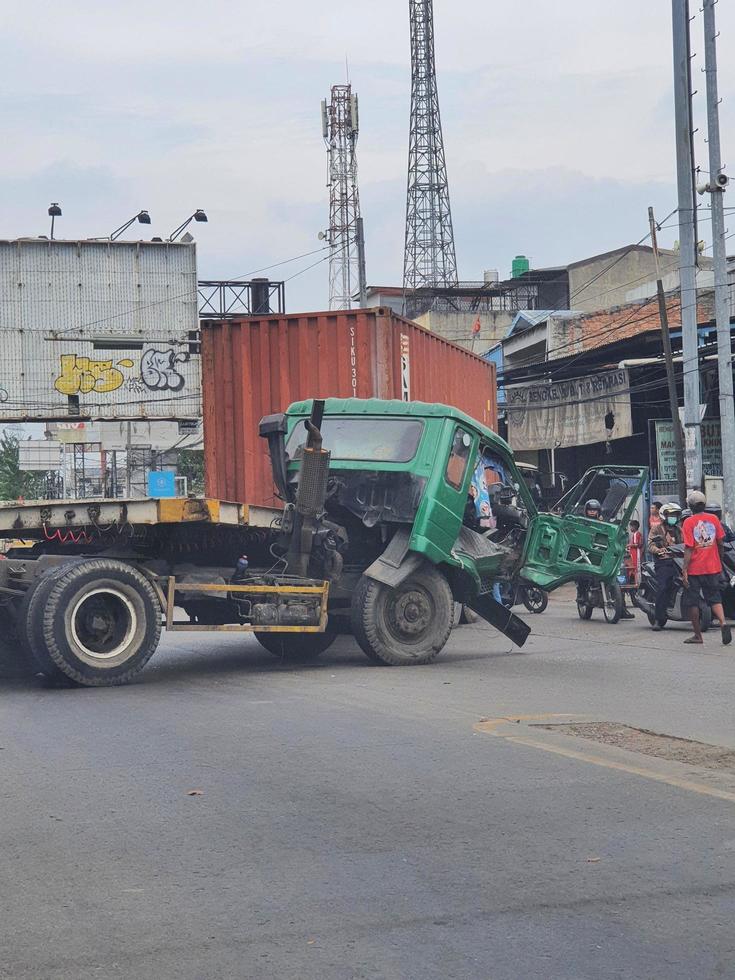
(255, 632, 336, 662)
(39, 560, 162, 687)
(351, 565, 453, 666)
(19, 565, 82, 686)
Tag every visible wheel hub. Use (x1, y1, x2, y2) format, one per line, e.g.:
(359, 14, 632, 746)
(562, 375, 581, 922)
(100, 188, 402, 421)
(70, 588, 137, 663)
(390, 589, 431, 637)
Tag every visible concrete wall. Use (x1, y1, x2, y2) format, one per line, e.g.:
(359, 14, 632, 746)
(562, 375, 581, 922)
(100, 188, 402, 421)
(569, 248, 685, 313)
(413, 310, 514, 352)
(365, 290, 404, 315)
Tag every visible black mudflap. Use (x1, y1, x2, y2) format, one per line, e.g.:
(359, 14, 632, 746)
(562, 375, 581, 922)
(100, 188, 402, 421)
(466, 593, 532, 648)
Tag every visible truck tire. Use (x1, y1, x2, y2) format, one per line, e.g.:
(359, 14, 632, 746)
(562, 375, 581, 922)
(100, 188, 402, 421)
(38, 560, 162, 687)
(351, 565, 453, 666)
(255, 632, 336, 661)
(0, 601, 32, 680)
(19, 564, 82, 686)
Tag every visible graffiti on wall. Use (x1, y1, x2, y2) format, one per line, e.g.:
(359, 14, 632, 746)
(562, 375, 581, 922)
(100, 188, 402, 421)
(53, 349, 190, 398)
(54, 355, 135, 395)
(140, 349, 189, 392)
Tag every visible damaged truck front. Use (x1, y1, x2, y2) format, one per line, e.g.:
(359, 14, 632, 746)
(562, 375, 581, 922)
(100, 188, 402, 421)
(261, 397, 648, 666)
(0, 396, 645, 687)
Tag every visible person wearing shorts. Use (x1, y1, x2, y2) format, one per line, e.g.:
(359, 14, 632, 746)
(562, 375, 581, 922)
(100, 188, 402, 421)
(681, 491, 732, 646)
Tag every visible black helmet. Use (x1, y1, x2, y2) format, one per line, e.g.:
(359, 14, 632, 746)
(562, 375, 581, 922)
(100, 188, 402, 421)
(584, 498, 602, 517)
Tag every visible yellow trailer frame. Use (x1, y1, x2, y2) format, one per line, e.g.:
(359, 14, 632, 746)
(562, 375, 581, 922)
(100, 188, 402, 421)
(163, 577, 330, 633)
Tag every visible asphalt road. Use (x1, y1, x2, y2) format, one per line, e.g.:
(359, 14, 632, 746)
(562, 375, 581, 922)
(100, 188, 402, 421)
(3, 595, 735, 979)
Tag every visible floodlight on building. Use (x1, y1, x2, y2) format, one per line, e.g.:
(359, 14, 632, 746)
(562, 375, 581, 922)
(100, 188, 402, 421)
(110, 210, 152, 241)
(168, 209, 208, 242)
(48, 202, 62, 239)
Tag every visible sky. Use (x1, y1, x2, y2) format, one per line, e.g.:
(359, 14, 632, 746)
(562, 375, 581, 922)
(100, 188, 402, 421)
(2, 0, 734, 312)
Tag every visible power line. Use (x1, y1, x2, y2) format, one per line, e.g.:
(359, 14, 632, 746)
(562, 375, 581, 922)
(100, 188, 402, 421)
(499, 294, 661, 374)
(50, 244, 334, 337)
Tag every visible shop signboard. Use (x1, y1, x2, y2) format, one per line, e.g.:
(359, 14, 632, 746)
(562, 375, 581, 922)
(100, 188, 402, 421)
(655, 418, 722, 479)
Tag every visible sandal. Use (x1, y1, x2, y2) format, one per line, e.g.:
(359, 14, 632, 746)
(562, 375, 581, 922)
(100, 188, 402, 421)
(683, 636, 703, 645)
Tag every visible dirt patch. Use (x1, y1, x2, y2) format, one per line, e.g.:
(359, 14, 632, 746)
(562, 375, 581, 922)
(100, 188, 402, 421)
(533, 721, 735, 772)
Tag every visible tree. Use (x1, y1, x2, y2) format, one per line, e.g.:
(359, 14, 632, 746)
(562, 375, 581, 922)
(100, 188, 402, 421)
(177, 449, 205, 496)
(0, 433, 50, 501)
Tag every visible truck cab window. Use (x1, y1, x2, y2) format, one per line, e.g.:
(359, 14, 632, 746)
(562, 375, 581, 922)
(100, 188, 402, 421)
(445, 427, 472, 490)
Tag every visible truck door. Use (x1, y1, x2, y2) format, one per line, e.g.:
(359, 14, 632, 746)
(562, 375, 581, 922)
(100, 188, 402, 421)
(411, 422, 478, 562)
(520, 465, 648, 590)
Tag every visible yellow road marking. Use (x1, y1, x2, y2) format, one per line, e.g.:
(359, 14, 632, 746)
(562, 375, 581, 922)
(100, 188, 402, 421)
(474, 716, 735, 804)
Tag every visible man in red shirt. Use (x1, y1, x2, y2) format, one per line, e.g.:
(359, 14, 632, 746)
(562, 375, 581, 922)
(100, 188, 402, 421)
(681, 490, 732, 645)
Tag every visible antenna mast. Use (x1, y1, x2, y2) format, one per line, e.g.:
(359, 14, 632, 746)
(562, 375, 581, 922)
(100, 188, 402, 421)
(403, 0, 458, 290)
(322, 85, 365, 309)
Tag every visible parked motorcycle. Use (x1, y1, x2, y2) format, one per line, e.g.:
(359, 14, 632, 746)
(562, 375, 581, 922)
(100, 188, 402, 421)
(576, 579, 624, 624)
(460, 581, 548, 623)
(633, 543, 713, 630)
(498, 580, 549, 614)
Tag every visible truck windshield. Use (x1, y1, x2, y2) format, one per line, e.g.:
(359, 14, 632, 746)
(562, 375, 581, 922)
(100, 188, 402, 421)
(287, 417, 424, 463)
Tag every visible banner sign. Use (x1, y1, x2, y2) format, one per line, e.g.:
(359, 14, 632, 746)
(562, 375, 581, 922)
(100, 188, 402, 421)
(655, 418, 722, 479)
(506, 368, 633, 451)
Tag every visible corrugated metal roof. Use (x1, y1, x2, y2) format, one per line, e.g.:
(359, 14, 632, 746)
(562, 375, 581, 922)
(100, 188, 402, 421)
(506, 309, 578, 338)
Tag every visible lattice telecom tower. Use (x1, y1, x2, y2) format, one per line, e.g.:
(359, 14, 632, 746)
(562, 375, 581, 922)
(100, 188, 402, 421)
(403, 0, 458, 290)
(321, 85, 366, 310)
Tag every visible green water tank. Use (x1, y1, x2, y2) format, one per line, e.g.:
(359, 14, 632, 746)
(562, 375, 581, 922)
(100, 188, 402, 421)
(511, 254, 530, 279)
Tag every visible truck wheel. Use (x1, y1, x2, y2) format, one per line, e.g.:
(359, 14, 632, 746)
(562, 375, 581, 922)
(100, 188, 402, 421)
(19, 565, 82, 686)
(38, 560, 162, 687)
(351, 566, 453, 666)
(255, 632, 336, 661)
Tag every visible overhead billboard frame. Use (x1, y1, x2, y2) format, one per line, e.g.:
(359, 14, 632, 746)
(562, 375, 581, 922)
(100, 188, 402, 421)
(0, 238, 201, 422)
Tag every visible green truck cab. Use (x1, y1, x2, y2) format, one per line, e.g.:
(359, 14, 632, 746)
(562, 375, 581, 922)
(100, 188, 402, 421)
(264, 397, 647, 664)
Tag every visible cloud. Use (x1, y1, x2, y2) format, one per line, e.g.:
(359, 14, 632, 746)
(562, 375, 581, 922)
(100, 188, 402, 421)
(1, 0, 734, 312)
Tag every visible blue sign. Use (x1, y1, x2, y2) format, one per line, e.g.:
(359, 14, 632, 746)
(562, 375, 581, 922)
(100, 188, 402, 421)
(148, 470, 176, 498)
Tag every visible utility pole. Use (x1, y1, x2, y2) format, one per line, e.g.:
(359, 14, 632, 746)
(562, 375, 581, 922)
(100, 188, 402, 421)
(672, 0, 702, 489)
(702, 0, 735, 525)
(649, 207, 688, 506)
(125, 420, 132, 497)
(355, 216, 368, 307)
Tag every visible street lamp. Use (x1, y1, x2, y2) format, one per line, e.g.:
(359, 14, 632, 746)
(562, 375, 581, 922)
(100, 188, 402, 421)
(48, 203, 62, 240)
(168, 209, 208, 242)
(109, 210, 151, 241)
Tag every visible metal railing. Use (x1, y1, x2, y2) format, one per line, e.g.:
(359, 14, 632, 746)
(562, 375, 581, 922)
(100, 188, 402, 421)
(198, 280, 286, 319)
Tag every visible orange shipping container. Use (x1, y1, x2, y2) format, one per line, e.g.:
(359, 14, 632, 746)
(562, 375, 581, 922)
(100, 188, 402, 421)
(202, 308, 498, 507)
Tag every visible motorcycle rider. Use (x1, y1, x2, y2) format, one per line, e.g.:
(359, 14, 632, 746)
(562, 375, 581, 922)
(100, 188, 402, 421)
(576, 499, 602, 606)
(648, 502, 683, 630)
